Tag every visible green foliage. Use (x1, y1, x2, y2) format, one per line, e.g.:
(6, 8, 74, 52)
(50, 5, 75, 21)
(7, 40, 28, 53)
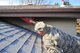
(64, 0, 71, 5)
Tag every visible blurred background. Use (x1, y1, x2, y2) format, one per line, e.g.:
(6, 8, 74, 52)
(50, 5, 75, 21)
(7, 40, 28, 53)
(77, 19, 80, 36)
(0, 0, 80, 6)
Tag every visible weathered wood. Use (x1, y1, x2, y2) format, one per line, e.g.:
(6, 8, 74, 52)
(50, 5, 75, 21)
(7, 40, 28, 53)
(0, 6, 80, 18)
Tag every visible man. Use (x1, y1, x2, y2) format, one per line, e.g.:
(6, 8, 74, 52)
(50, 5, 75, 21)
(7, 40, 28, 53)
(35, 21, 80, 53)
(35, 21, 63, 53)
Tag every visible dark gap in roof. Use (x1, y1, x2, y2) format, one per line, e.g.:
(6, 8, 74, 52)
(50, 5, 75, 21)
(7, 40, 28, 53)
(0, 17, 34, 32)
(0, 17, 76, 21)
(33, 17, 76, 21)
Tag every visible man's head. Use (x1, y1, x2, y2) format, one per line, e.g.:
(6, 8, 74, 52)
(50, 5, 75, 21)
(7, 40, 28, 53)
(35, 21, 46, 36)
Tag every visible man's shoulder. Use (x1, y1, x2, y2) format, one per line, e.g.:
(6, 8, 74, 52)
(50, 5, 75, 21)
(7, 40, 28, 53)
(47, 25, 53, 28)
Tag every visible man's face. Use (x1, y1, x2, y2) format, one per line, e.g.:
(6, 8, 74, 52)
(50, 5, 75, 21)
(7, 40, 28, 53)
(37, 27, 44, 32)
(35, 22, 46, 36)
(37, 27, 45, 36)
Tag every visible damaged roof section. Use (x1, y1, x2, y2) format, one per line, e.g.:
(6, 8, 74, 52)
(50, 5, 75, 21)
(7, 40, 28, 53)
(0, 5, 80, 18)
(0, 17, 35, 31)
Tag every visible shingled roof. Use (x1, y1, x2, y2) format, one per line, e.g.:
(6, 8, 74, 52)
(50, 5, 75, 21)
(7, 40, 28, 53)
(0, 21, 42, 53)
